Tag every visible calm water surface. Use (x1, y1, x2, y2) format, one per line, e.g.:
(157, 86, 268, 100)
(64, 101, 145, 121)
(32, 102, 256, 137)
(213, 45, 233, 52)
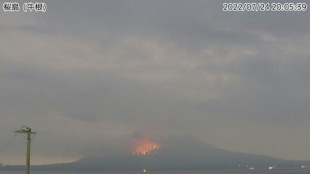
(1, 170, 310, 174)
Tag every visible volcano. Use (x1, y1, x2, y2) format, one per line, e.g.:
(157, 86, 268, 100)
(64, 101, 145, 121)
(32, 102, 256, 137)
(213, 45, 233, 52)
(22, 136, 310, 171)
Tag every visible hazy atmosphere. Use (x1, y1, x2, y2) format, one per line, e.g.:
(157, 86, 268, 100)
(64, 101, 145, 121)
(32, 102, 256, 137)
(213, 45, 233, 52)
(1, 0, 310, 165)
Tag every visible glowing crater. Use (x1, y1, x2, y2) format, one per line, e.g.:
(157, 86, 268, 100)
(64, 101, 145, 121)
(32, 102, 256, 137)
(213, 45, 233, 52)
(133, 140, 160, 155)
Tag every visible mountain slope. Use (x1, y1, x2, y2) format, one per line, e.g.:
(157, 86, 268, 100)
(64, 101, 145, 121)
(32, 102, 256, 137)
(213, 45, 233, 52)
(2, 136, 308, 171)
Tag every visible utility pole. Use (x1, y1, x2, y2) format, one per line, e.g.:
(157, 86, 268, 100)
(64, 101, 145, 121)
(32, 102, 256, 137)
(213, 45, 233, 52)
(15, 126, 36, 174)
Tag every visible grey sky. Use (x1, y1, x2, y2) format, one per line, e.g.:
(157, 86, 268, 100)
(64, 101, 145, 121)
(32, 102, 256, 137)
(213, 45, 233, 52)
(0, 0, 310, 165)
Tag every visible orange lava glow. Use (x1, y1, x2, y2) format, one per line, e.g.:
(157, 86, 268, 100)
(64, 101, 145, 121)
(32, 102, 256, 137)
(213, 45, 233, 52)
(133, 140, 160, 155)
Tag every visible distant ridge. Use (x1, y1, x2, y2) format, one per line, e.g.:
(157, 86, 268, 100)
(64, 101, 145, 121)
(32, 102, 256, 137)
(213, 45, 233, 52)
(2, 136, 310, 171)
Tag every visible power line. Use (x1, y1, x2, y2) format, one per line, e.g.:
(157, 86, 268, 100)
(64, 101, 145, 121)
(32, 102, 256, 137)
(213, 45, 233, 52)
(0, 133, 17, 154)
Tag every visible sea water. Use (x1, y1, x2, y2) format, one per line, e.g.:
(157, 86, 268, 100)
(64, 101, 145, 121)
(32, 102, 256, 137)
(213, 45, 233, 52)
(1, 169, 310, 174)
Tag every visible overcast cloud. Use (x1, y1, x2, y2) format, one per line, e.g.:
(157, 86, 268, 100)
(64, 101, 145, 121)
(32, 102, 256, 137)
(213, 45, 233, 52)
(0, 0, 310, 165)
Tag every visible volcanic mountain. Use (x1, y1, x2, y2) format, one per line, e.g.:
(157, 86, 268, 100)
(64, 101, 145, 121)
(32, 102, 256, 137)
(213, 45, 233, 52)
(17, 136, 309, 171)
